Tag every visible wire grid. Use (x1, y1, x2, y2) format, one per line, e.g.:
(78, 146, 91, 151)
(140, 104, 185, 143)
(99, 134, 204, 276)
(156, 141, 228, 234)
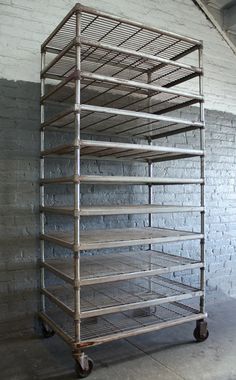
(42, 8, 201, 139)
(46, 250, 200, 281)
(44, 71, 199, 110)
(43, 84, 200, 137)
(46, 275, 200, 314)
(45, 299, 202, 342)
(42, 228, 201, 251)
(46, 10, 199, 61)
(42, 142, 200, 161)
(81, 301, 201, 340)
(45, 43, 198, 87)
(43, 109, 198, 139)
(43, 60, 200, 135)
(79, 145, 198, 161)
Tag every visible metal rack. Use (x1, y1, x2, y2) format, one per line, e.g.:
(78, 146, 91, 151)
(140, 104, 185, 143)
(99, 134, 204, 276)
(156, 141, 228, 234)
(39, 4, 208, 378)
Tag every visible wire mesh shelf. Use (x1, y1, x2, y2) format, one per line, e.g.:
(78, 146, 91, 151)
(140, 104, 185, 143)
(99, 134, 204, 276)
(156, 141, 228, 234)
(42, 70, 201, 115)
(42, 139, 203, 162)
(41, 3, 203, 141)
(80, 301, 204, 343)
(41, 107, 203, 139)
(42, 4, 201, 56)
(42, 39, 201, 85)
(41, 227, 203, 251)
(41, 204, 203, 217)
(44, 275, 202, 319)
(40, 300, 206, 347)
(43, 249, 202, 286)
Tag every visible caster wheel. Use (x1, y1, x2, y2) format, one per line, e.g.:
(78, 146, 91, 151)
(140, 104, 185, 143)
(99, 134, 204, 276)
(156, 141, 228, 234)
(75, 358, 93, 379)
(193, 327, 209, 342)
(41, 321, 55, 339)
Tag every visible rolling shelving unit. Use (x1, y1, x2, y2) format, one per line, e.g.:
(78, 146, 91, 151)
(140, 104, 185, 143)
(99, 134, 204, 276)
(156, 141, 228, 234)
(39, 4, 208, 378)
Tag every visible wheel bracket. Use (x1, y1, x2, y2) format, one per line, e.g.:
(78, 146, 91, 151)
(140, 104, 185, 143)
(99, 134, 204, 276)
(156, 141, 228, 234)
(196, 319, 208, 336)
(73, 351, 90, 371)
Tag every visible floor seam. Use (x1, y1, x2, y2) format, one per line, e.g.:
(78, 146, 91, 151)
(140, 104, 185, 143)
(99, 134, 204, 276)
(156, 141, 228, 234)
(126, 339, 187, 380)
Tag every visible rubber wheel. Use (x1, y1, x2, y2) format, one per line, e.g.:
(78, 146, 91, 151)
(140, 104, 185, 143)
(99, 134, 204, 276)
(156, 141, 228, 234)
(41, 322, 55, 339)
(75, 358, 93, 378)
(193, 327, 209, 342)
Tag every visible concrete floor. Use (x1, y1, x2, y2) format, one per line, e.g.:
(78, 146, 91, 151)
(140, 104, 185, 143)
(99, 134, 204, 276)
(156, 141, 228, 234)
(1, 299, 236, 380)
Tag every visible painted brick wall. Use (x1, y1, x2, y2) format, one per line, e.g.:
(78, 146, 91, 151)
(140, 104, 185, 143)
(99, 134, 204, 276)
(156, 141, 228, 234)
(0, 0, 235, 336)
(0, 0, 236, 112)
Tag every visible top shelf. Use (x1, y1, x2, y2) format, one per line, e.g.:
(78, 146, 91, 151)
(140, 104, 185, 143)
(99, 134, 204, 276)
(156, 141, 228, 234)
(42, 4, 202, 60)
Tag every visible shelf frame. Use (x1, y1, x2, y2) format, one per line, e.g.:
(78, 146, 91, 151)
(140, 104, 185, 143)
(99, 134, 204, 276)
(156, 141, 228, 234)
(41, 250, 203, 286)
(38, 306, 207, 349)
(40, 175, 204, 185)
(40, 227, 204, 251)
(42, 276, 204, 319)
(41, 139, 204, 162)
(73, 9, 81, 345)
(41, 105, 204, 140)
(39, 3, 207, 369)
(41, 36, 202, 80)
(40, 204, 204, 217)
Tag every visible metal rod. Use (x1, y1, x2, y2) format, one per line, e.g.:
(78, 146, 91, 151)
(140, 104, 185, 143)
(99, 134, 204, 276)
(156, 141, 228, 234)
(80, 291, 203, 319)
(40, 104, 203, 132)
(79, 38, 202, 73)
(41, 258, 203, 286)
(40, 232, 74, 250)
(41, 39, 75, 77)
(80, 98, 200, 136)
(40, 175, 204, 185)
(41, 229, 204, 252)
(40, 51, 46, 313)
(41, 5, 76, 50)
(80, 262, 203, 286)
(41, 289, 74, 317)
(41, 71, 77, 103)
(80, 71, 203, 101)
(42, 262, 74, 285)
(41, 109, 76, 130)
(199, 45, 206, 315)
(71, 35, 165, 109)
(77, 312, 207, 348)
(74, 10, 81, 344)
(150, 125, 201, 140)
(79, 104, 204, 127)
(41, 139, 204, 157)
(41, 4, 202, 51)
(147, 72, 153, 297)
(41, 205, 204, 217)
(75, 4, 202, 46)
(38, 311, 74, 345)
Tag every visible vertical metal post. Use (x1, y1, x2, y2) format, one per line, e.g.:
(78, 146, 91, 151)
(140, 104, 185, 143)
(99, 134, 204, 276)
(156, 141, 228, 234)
(199, 44, 205, 314)
(40, 51, 46, 312)
(148, 158, 153, 242)
(147, 72, 153, 244)
(74, 10, 81, 344)
(147, 73, 153, 296)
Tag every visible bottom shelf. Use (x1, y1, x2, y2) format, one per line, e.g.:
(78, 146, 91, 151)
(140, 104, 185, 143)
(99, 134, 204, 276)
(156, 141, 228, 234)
(40, 301, 206, 347)
(81, 302, 204, 341)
